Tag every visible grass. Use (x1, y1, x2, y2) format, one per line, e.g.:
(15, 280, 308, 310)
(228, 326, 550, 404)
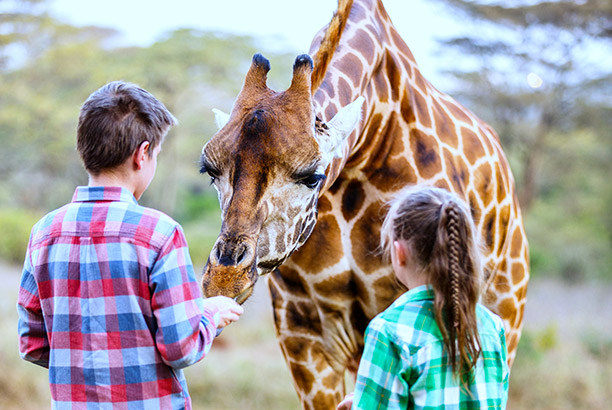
(2, 261, 612, 409)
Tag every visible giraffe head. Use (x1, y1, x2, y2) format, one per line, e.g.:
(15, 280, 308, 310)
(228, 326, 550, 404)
(200, 53, 363, 303)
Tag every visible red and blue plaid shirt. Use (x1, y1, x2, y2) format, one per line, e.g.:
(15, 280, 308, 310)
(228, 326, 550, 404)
(17, 186, 221, 410)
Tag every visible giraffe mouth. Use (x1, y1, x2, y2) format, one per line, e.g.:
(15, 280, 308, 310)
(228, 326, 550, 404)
(234, 285, 254, 305)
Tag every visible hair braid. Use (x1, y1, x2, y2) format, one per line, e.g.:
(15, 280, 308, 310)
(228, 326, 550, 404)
(447, 204, 461, 328)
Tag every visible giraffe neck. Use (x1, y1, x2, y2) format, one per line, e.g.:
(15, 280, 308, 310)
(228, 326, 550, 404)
(311, 0, 422, 194)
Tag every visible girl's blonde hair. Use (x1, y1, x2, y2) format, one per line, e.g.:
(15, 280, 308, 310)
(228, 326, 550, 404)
(381, 185, 484, 383)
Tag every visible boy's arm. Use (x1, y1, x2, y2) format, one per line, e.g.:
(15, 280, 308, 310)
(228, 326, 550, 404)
(149, 225, 222, 369)
(17, 246, 50, 368)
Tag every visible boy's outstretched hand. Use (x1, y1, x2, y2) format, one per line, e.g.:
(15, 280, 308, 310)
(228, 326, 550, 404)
(205, 296, 244, 328)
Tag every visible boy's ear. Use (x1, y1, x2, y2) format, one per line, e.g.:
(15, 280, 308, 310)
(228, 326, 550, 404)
(134, 141, 150, 170)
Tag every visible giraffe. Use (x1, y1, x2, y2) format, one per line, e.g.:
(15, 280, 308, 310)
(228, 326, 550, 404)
(199, 0, 529, 408)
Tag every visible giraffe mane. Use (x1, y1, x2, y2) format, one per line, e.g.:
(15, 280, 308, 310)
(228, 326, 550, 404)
(311, 0, 354, 94)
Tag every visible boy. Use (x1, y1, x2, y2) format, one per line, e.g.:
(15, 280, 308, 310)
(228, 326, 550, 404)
(17, 81, 243, 409)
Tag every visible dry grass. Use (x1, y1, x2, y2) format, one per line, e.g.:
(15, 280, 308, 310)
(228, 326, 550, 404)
(2, 260, 611, 409)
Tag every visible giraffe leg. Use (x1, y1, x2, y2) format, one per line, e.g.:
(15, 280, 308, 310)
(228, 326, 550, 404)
(268, 271, 347, 410)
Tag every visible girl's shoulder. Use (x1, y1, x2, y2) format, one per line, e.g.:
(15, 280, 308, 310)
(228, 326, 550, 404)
(372, 297, 441, 351)
(475, 303, 506, 335)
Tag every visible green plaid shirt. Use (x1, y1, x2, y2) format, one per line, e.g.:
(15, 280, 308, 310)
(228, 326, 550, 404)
(353, 285, 508, 409)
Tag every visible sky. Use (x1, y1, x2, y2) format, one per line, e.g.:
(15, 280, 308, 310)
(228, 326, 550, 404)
(49, 0, 462, 86)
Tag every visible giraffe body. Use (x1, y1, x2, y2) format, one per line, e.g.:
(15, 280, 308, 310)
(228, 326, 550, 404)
(201, 1, 529, 408)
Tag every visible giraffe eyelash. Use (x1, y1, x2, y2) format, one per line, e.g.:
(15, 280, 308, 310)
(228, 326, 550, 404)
(297, 174, 326, 189)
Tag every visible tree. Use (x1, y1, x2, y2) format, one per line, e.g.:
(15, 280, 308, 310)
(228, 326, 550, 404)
(0, 2, 296, 220)
(435, 0, 612, 280)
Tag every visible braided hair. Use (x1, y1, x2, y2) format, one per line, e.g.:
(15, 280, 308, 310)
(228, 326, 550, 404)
(380, 185, 484, 386)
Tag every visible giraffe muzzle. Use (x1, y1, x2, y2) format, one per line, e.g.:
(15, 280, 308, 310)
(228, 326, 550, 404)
(201, 237, 258, 303)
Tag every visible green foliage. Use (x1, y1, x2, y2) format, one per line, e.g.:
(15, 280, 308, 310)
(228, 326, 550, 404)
(515, 325, 558, 362)
(182, 213, 222, 272)
(0, 2, 298, 265)
(0, 208, 41, 264)
(582, 330, 612, 360)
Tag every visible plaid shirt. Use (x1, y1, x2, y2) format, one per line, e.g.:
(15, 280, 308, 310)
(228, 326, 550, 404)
(353, 285, 509, 410)
(17, 186, 221, 410)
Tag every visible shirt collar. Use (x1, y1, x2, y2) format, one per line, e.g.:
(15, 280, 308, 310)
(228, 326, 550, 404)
(402, 284, 434, 302)
(72, 186, 138, 205)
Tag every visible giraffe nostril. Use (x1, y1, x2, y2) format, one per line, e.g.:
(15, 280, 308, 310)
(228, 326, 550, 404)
(235, 246, 247, 265)
(215, 246, 222, 263)
(215, 242, 251, 267)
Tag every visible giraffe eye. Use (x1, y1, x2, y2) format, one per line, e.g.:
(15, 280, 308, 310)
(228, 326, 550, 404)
(199, 159, 221, 184)
(299, 174, 326, 189)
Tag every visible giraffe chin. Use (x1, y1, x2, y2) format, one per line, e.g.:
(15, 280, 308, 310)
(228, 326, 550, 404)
(201, 262, 258, 304)
(234, 285, 254, 305)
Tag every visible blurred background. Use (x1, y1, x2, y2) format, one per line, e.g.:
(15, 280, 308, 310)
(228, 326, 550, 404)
(1, 0, 611, 408)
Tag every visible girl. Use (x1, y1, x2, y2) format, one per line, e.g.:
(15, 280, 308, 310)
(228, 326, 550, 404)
(338, 186, 509, 409)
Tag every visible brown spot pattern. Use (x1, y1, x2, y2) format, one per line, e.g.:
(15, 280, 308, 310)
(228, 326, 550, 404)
(348, 29, 375, 65)
(351, 202, 385, 274)
(337, 53, 364, 89)
(410, 129, 442, 179)
(475, 163, 494, 208)
(461, 127, 485, 165)
(342, 180, 366, 221)
(511, 263, 525, 284)
(337, 77, 352, 106)
(370, 155, 417, 192)
(350, 300, 369, 337)
(467, 190, 481, 223)
(385, 50, 401, 101)
(313, 391, 341, 410)
(291, 214, 343, 272)
(433, 100, 458, 148)
(444, 149, 469, 196)
(319, 80, 335, 100)
(373, 274, 402, 311)
(286, 300, 322, 335)
(496, 162, 507, 201)
(443, 99, 472, 123)
(494, 273, 511, 293)
(483, 208, 496, 252)
(510, 228, 522, 259)
(289, 362, 315, 394)
(497, 297, 517, 326)
(275, 267, 309, 299)
(317, 195, 332, 214)
(372, 65, 389, 103)
(412, 90, 431, 128)
(400, 93, 416, 125)
(496, 205, 511, 256)
(314, 270, 352, 301)
(414, 70, 427, 93)
(283, 337, 310, 362)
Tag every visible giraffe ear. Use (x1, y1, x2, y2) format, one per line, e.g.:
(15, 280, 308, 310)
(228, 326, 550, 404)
(212, 108, 230, 130)
(325, 96, 364, 154)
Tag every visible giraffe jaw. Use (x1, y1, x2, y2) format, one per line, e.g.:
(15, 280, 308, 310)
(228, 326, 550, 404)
(234, 285, 254, 305)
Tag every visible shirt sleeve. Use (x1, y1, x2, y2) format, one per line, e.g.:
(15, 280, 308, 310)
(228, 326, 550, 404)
(149, 225, 221, 369)
(500, 323, 510, 409)
(352, 317, 410, 410)
(17, 243, 50, 368)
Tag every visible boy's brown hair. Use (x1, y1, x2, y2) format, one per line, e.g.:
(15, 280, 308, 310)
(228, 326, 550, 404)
(77, 81, 177, 175)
